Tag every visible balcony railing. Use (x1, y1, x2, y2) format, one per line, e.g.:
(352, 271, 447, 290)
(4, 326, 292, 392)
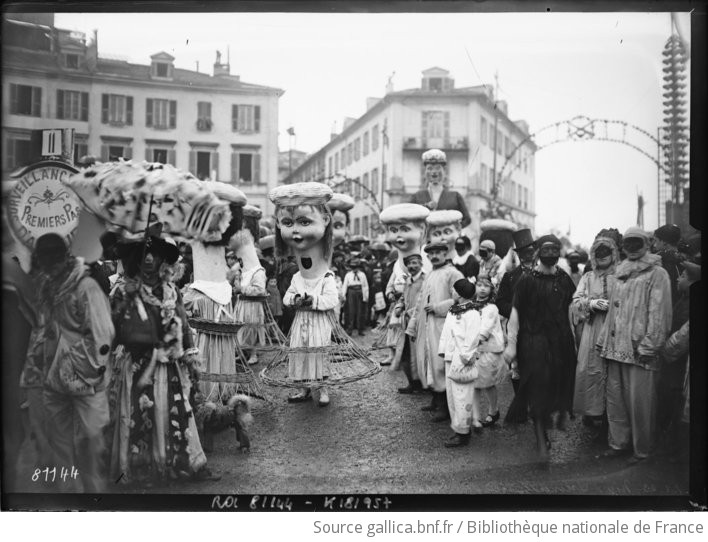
(402, 136, 469, 150)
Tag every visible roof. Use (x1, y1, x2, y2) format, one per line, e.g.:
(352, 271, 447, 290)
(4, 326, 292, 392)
(150, 51, 175, 61)
(3, 46, 283, 94)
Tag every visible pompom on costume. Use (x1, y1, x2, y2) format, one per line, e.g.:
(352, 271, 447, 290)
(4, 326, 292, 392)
(259, 183, 380, 399)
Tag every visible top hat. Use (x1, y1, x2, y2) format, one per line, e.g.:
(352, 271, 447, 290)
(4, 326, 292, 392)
(512, 228, 535, 251)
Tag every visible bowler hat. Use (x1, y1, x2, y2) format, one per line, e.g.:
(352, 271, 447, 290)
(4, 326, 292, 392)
(512, 228, 535, 251)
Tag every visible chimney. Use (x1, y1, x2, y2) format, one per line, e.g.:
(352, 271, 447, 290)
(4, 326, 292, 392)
(86, 29, 98, 72)
(366, 97, 381, 111)
(330, 121, 338, 141)
(514, 119, 530, 134)
(213, 49, 230, 77)
(497, 100, 508, 116)
(342, 117, 356, 131)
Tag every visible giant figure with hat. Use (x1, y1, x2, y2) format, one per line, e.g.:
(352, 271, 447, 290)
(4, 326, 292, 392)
(409, 149, 471, 229)
(260, 182, 379, 407)
(374, 203, 430, 367)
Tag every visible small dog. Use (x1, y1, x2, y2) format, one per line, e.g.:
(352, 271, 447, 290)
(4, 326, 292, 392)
(193, 392, 254, 453)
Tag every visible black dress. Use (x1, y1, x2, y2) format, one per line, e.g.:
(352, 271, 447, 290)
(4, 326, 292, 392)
(505, 268, 577, 423)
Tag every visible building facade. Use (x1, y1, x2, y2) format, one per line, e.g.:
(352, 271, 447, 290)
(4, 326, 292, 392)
(2, 13, 283, 213)
(285, 67, 536, 242)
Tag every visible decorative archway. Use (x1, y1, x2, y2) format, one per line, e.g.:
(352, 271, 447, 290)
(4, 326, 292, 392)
(487, 115, 674, 222)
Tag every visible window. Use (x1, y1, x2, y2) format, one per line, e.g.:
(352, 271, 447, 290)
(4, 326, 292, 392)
(363, 131, 370, 156)
(100, 140, 133, 161)
(340, 149, 346, 169)
(155, 62, 169, 77)
(423, 111, 446, 139)
(518, 183, 524, 207)
(65, 53, 80, 69)
(428, 77, 443, 92)
(5, 134, 33, 170)
(354, 176, 361, 198)
(197, 102, 212, 131)
(334, 153, 339, 172)
(489, 125, 495, 148)
(480, 164, 488, 192)
(144, 143, 176, 166)
(480, 117, 488, 145)
(101, 94, 133, 125)
(354, 138, 361, 161)
(231, 151, 261, 184)
(189, 148, 219, 181)
(371, 168, 379, 196)
(362, 216, 369, 237)
(523, 151, 528, 173)
(371, 124, 379, 150)
(496, 129, 503, 155)
(232, 105, 261, 133)
(57, 90, 88, 121)
(146, 99, 176, 129)
(353, 217, 361, 235)
(328, 156, 333, 178)
(73, 134, 88, 164)
(346, 143, 353, 166)
(10, 84, 41, 117)
(524, 187, 529, 209)
(381, 164, 387, 189)
(362, 172, 369, 197)
(505, 136, 511, 158)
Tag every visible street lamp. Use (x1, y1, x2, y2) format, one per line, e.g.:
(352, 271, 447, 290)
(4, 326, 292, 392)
(287, 126, 295, 177)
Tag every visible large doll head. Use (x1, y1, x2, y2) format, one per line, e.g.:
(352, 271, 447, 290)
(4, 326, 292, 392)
(326, 192, 355, 248)
(269, 182, 334, 272)
(379, 203, 430, 261)
(426, 210, 463, 260)
(422, 148, 447, 188)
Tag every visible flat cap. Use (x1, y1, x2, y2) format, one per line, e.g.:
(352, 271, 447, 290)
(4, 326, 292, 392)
(422, 149, 447, 164)
(269, 182, 333, 207)
(379, 203, 430, 224)
(327, 192, 355, 213)
(426, 210, 463, 227)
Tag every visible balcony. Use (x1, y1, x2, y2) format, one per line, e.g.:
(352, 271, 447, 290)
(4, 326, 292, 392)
(402, 136, 469, 151)
(197, 118, 213, 132)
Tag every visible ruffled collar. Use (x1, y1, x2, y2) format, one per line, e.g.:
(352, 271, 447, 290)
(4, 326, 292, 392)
(452, 250, 474, 266)
(615, 253, 662, 280)
(449, 297, 490, 315)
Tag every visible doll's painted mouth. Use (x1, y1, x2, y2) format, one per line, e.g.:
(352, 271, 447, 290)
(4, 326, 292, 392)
(300, 257, 312, 269)
(395, 239, 407, 248)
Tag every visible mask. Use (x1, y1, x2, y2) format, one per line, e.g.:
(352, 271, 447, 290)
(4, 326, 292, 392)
(539, 256, 559, 267)
(479, 250, 488, 259)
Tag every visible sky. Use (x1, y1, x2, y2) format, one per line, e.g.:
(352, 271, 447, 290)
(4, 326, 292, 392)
(54, 10, 692, 246)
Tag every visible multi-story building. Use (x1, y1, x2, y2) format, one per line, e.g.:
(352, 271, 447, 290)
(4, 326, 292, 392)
(278, 149, 309, 182)
(285, 67, 536, 241)
(2, 13, 283, 213)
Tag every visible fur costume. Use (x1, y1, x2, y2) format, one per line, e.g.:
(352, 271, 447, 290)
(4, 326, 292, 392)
(192, 392, 253, 453)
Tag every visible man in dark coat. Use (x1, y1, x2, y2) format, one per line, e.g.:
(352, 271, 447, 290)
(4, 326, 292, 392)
(409, 149, 471, 228)
(651, 223, 685, 304)
(495, 228, 536, 394)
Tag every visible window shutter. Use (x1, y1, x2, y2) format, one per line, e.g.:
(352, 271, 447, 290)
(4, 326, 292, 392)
(232, 105, 238, 131)
(6, 139, 15, 169)
(81, 92, 89, 121)
(444, 111, 450, 141)
(231, 152, 239, 183)
(126, 96, 133, 125)
(32, 87, 41, 116)
(101, 94, 109, 123)
(210, 151, 219, 180)
(100, 145, 109, 162)
(421, 111, 428, 141)
(254, 106, 261, 132)
(169, 100, 177, 129)
(123, 146, 132, 160)
(253, 154, 261, 183)
(206, 102, 212, 119)
(10, 84, 18, 113)
(146, 98, 153, 127)
(189, 150, 197, 175)
(167, 150, 176, 166)
(57, 90, 64, 119)
(145, 148, 152, 161)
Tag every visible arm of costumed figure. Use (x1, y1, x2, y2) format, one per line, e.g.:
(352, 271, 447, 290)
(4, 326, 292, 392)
(242, 267, 267, 296)
(438, 313, 453, 358)
(637, 267, 673, 359)
(456, 192, 472, 228)
(662, 321, 689, 363)
(360, 272, 369, 302)
(310, 274, 340, 311)
(504, 307, 519, 363)
(282, 280, 299, 307)
(459, 312, 482, 364)
(79, 278, 116, 376)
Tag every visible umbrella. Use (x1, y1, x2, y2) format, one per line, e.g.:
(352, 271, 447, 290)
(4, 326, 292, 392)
(64, 160, 234, 242)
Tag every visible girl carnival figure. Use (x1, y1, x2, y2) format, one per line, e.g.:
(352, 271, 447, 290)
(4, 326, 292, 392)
(261, 183, 379, 406)
(375, 203, 431, 366)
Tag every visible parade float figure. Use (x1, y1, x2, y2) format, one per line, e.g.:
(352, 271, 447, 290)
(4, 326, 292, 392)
(426, 209, 464, 264)
(64, 160, 231, 484)
(181, 183, 266, 403)
(372, 203, 430, 366)
(479, 219, 517, 285)
(326, 192, 355, 325)
(414, 241, 464, 422)
(409, 149, 471, 228)
(570, 235, 619, 428)
(260, 182, 379, 407)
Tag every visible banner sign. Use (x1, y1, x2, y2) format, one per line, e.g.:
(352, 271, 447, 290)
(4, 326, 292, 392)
(7, 160, 81, 249)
